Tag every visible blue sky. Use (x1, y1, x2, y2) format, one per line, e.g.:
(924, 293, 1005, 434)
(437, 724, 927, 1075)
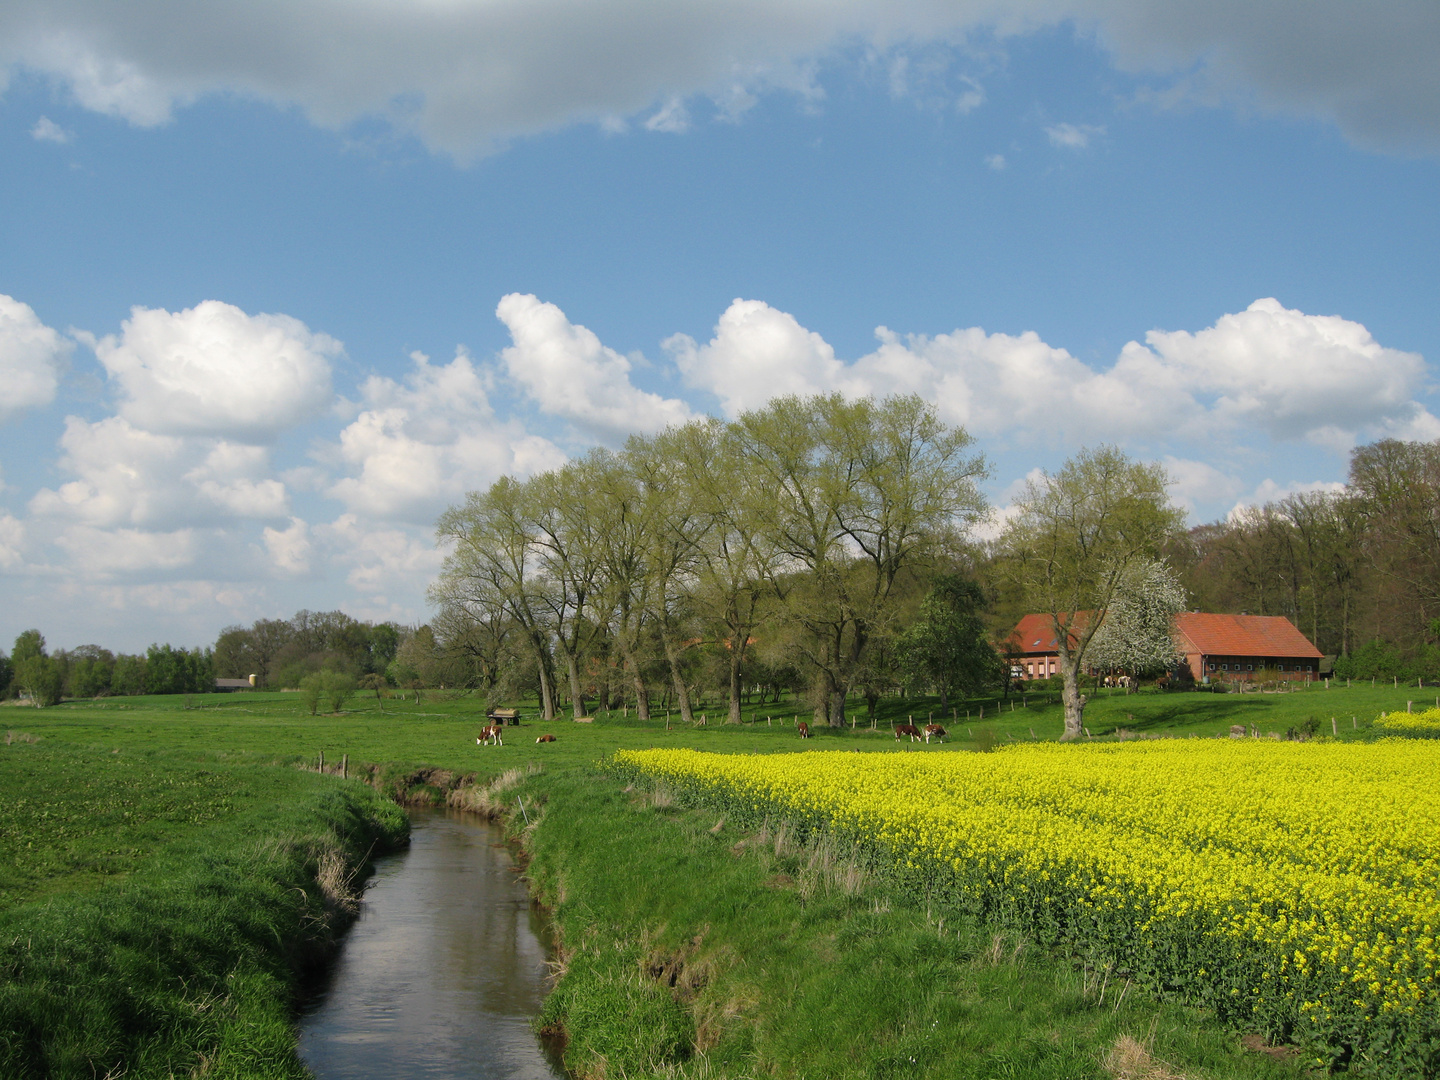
(1, 2, 1437, 651)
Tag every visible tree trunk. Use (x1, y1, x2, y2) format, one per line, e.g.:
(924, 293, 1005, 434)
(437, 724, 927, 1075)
(661, 635, 694, 724)
(1060, 647, 1084, 740)
(615, 632, 651, 720)
(559, 650, 588, 719)
(530, 631, 556, 721)
(632, 674, 651, 721)
(727, 647, 744, 724)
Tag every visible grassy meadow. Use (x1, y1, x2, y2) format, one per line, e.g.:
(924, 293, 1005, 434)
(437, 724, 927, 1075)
(1, 679, 1432, 1078)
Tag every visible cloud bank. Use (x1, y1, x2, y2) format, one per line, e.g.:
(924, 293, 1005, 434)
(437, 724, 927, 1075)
(1, 1, 1436, 155)
(670, 296, 1438, 450)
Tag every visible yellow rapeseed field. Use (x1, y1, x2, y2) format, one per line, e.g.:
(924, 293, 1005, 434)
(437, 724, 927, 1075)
(617, 741, 1439, 1073)
(1374, 707, 1440, 735)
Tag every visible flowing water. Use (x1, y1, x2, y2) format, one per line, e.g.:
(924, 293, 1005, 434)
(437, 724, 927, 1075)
(298, 808, 566, 1079)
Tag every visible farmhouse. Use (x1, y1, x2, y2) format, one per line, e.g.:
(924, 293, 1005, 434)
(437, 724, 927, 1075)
(1174, 612, 1324, 683)
(1005, 611, 1324, 683)
(1002, 612, 1095, 680)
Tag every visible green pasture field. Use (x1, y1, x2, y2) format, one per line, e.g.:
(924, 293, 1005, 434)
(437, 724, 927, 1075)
(1, 682, 1424, 1078)
(0, 735, 407, 1079)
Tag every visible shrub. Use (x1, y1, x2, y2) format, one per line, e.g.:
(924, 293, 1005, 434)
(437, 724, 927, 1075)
(297, 670, 356, 715)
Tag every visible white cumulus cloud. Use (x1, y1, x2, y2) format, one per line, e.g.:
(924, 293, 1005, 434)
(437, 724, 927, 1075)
(326, 347, 566, 520)
(317, 513, 446, 597)
(263, 517, 312, 575)
(29, 416, 291, 529)
(93, 300, 338, 442)
(665, 299, 863, 417)
(0, 294, 68, 422)
(1139, 298, 1435, 448)
(664, 296, 1436, 451)
(498, 293, 693, 441)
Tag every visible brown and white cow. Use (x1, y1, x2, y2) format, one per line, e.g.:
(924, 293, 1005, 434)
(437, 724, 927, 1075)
(923, 723, 947, 744)
(894, 723, 923, 742)
(535, 734, 556, 743)
(477, 724, 503, 746)
(797, 721, 812, 738)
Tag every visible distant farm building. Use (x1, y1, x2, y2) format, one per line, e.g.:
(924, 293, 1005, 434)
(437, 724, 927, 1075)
(1174, 613, 1324, 683)
(1005, 612, 1324, 683)
(1003, 612, 1094, 680)
(215, 675, 257, 692)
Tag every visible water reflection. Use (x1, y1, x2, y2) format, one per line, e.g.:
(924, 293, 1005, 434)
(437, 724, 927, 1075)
(299, 808, 566, 1079)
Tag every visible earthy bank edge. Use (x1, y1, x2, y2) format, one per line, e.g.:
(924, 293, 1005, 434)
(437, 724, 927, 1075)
(390, 762, 1307, 1080)
(0, 750, 409, 1080)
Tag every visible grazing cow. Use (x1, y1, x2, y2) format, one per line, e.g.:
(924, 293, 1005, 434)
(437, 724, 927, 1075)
(894, 723, 923, 742)
(477, 724, 503, 746)
(536, 734, 557, 743)
(797, 721, 812, 738)
(924, 723, 947, 744)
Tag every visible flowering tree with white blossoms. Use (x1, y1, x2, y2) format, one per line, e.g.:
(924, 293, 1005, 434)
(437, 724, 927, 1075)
(1087, 558, 1188, 686)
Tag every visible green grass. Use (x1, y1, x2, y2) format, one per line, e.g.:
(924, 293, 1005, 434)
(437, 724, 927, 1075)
(517, 769, 1308, 1080)
(0, 737, 407, 1079)
(2, 682, 1425, 1077)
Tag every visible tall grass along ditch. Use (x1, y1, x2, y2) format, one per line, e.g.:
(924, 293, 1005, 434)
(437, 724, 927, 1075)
(0, 742, 408, 1079)
(616, 742, 1440, 1077)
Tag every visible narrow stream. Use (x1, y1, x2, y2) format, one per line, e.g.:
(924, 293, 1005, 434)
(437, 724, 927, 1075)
(298, 808, 566, 1079)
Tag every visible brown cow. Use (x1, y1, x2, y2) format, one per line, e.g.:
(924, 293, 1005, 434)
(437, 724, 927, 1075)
(894, 723, 923, 742)
(797, 721, 812, 738)
(923, 723, 947, 744)
(535, 734, 557, 743)
(477, 724, 503, 746)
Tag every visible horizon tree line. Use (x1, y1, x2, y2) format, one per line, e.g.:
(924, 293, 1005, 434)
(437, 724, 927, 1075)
(4, 403, 1438, 711)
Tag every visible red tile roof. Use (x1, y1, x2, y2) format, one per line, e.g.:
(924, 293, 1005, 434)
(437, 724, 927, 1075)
(1174, 613, 1322, 659)
(1006, 611, 1322, 661)
(1003, 612, 1097, 655)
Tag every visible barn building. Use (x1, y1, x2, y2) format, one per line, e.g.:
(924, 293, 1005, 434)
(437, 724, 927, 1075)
(1004, 611, 1324, 683)
(1174, 612, 1324, 683)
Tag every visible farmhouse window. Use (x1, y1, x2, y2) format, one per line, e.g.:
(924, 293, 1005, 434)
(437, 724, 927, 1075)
(1207, 663, 1216, 671)
(1278, 664, 1286, 671)
(1246, 664, 1254, 671)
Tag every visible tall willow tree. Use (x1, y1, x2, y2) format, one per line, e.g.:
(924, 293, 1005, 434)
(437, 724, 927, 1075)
(433, 476, 560, 719)
(661, 419, 772, 725)
(736, 394, 987, 725)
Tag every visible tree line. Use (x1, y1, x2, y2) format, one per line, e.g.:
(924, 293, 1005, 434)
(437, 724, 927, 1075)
(5, 397, 1436, 715)
(431, 394, 999, 725)
(1, 611, 414, 704)
(1166, 439, 1440, 682)
(1, 631, 214, 706)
